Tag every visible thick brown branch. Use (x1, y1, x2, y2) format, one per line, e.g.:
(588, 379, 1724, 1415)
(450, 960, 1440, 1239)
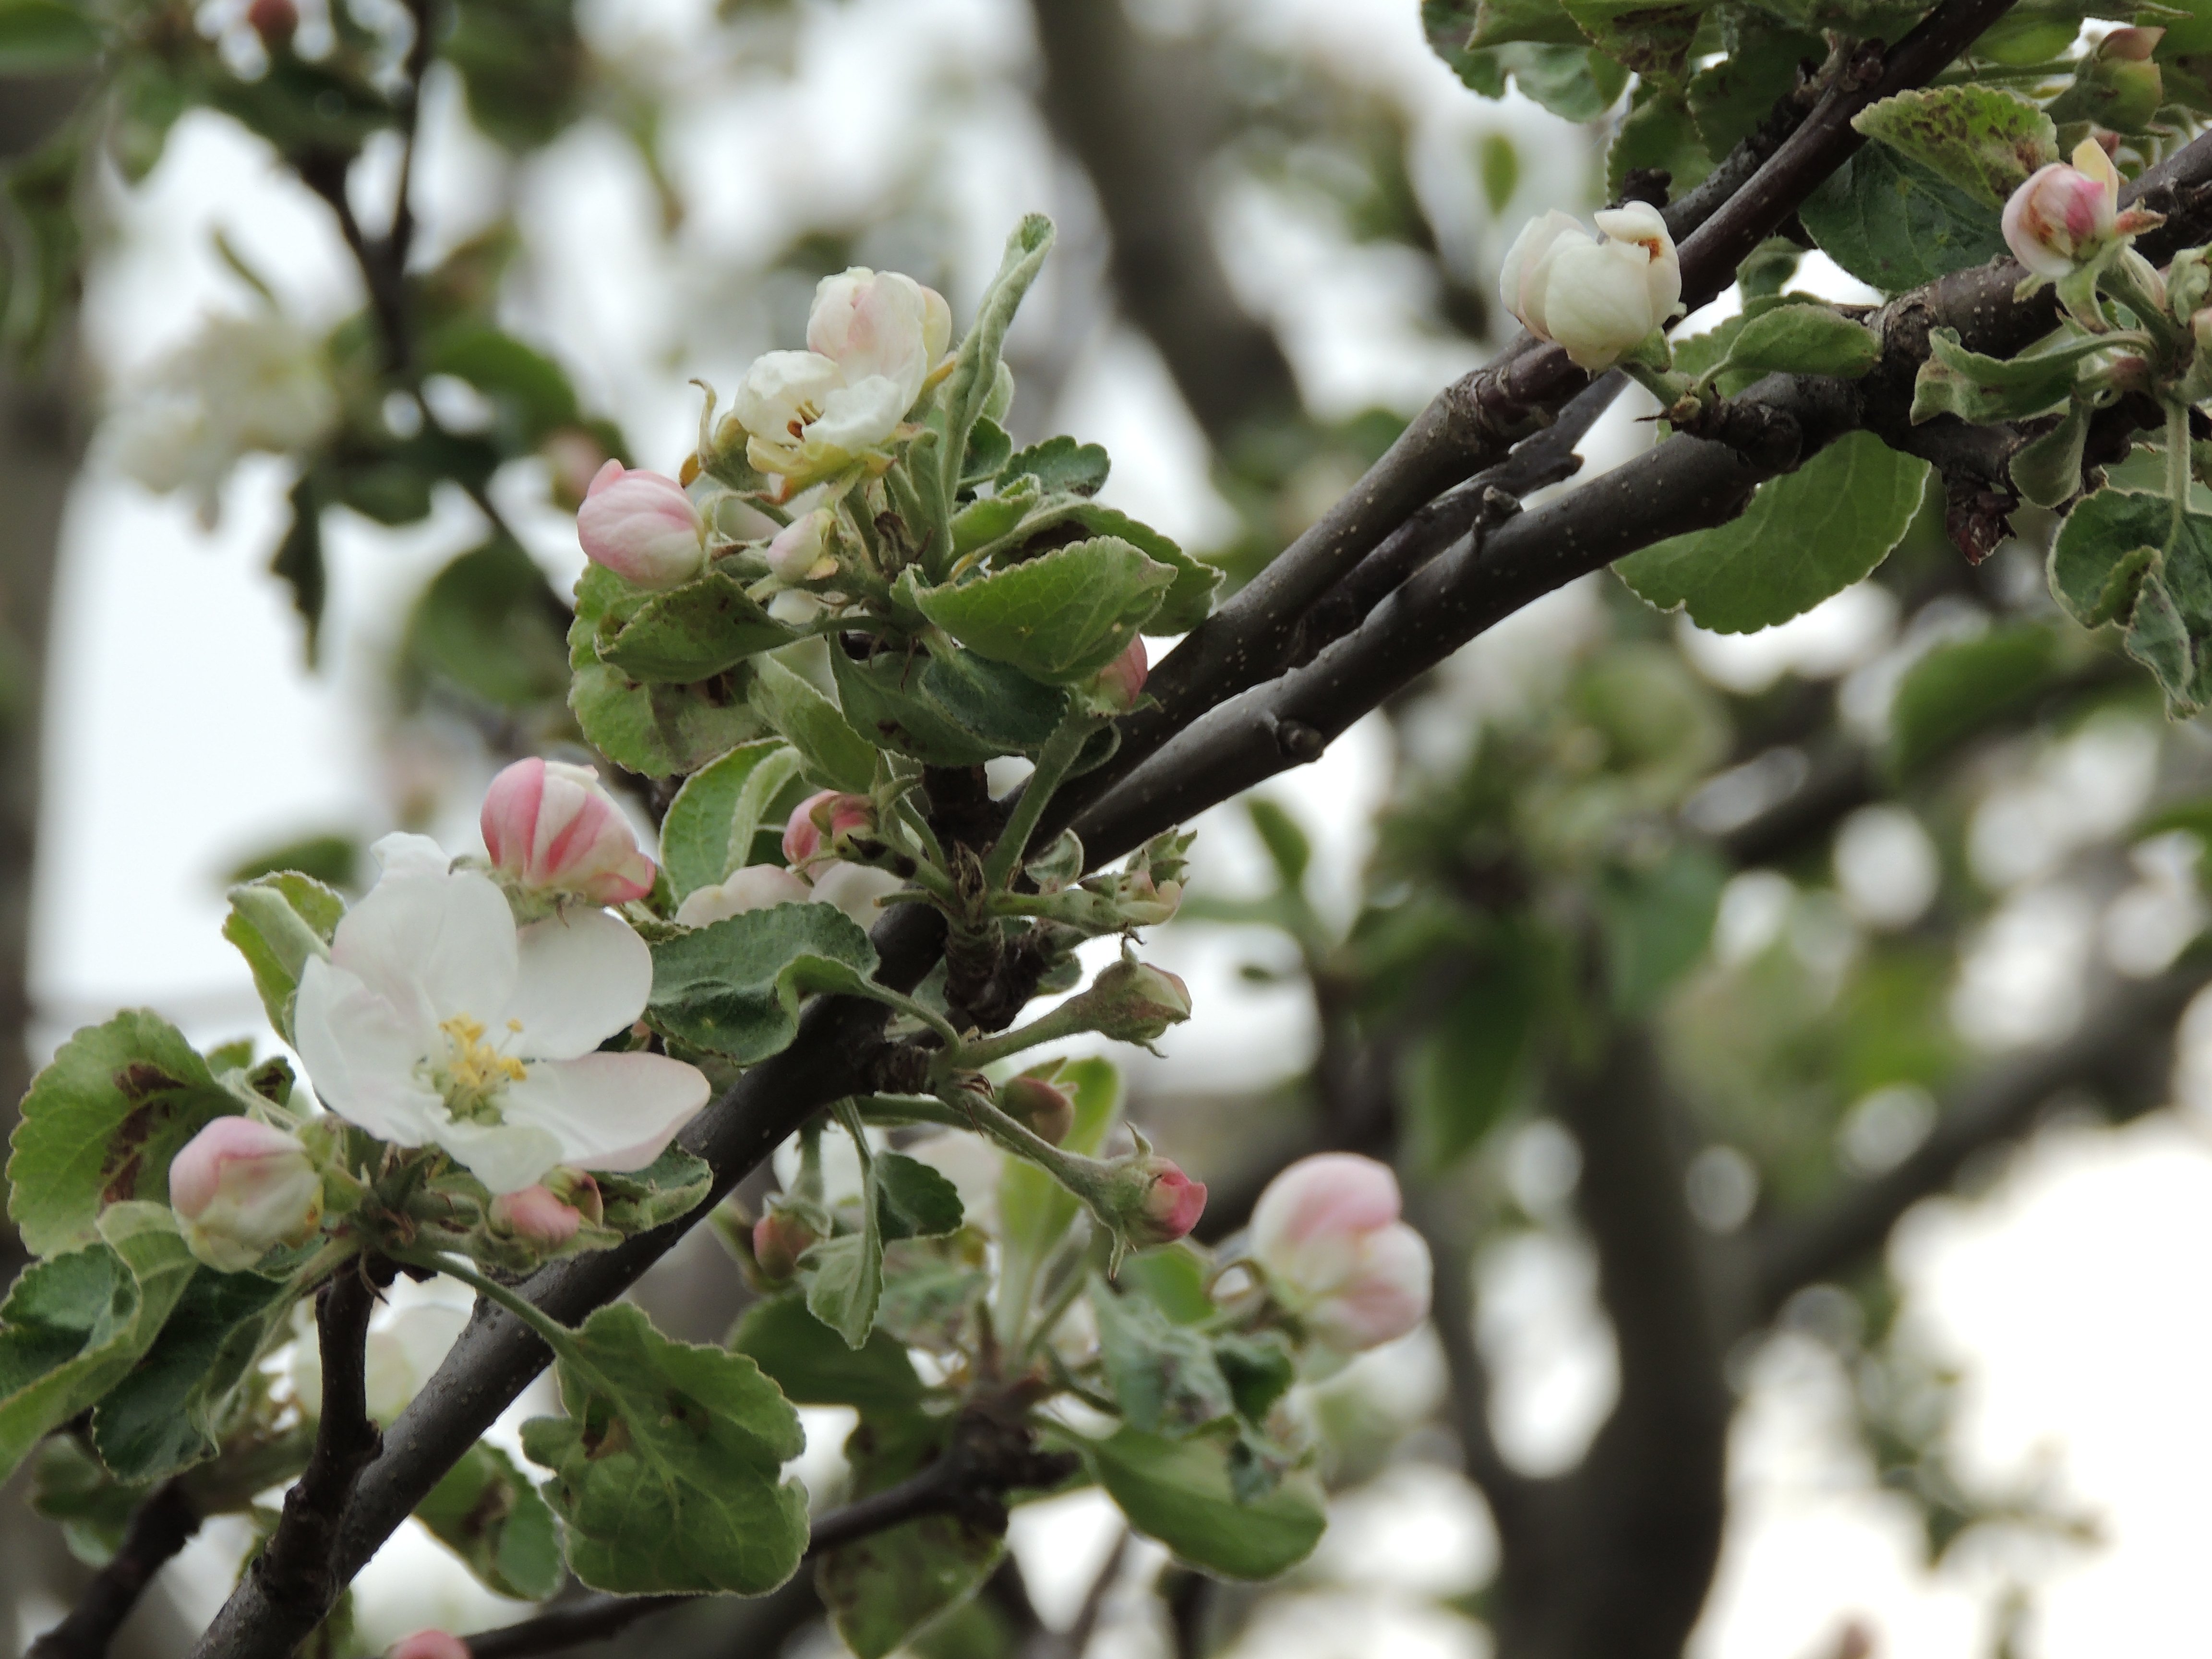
(24, 1481, 201, 1659)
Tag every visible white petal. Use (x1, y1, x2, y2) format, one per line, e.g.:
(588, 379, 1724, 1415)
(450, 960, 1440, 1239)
(293, 958, 442, 1146)
(503, 907, 653, 1060)
(333, 866, 518, 1029)
(432, 1114, 568, 1195)
(371, 832, 453, 880)
(503, 1052, 710, 1171)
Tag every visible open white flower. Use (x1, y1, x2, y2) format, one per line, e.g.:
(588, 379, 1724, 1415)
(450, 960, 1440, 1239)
(294, 834, 708, 1194)
(732, 349, 908, 487)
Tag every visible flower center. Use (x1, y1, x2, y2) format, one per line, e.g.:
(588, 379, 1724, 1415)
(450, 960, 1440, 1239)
(436, 1014, 528, 1122)
(785, 397, 825, 440)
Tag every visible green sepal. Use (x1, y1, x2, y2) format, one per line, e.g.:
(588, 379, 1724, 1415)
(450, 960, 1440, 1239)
(223, 873, 345, 1048)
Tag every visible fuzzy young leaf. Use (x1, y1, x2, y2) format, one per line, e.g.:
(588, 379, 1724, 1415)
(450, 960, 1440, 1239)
(1000, 436, 1110, 497)
(2011, 400, 2092, 510)
(648, 903, 882, 1062)
(1715, 303, 1880, 381)
(8, 1013, 242, 1257)
(936, 217, 1055, 518)
(1800, 145, 2008, 292)
(919, 648, 1070, 756)
(520, 1302, 808, 1595)
(660, 740, 804, 898)
(750, 654, 879, 792)
(1851, 85, 2058, 209)
(1909, 327, 2115, 425)
(996, 1058, 1121, 1339)
(1090, 1278, 1236, 1438)
(1615, 433, 1930, 633)
(877, 1154, 965, 1241)
(90, 1265, 291, 1484)
(569, 566, 769, 779)
(223, 873, 345, 1046)
(417, 1441, 564, 1601)
(818, 1414, 1002, 1659)
(598, 570, 797, 684)
(800, 1230, 882, 1350)
(732, 1292, 926, 1415)
(594, 1145, 714, 1235)
(1080, 1426, 1327, 1580)
(0, 1206, 198, 1485)
(918, 538, 1174, 684)
(2048, 490, 2212, 717)
(832, 645, 1003, 767)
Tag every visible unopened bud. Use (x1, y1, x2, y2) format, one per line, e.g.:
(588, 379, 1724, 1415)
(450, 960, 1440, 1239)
(752, 1205, 819, 1282)
(766, 509, 838, 584)
(1074, 951, 1191, 1044)
(781, 790, 876, 872)
(1499, 202, 1683, 372)
(577, 459, 707, 589)
(168, 1117, 324, 1272)
(1000, 1073, 1076, 1146)
(481, 757, 656, 905)
(489, 1184, 585, 1248)
(1093, 635, 1148, 712)
(1100, 1152, 1207, 1249)
(675, 863, 812, 927)
(1248, 1153, 1432, 1353)
(2003, 139, 2122, 279)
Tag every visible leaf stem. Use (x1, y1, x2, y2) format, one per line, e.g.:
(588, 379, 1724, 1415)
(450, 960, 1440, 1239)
(982, 716, 1095, 890)
(2170, 397, 2193, 540)
(390, 1248, 589, 1373)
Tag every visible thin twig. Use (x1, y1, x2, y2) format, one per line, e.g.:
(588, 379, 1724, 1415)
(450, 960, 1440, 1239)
(24, 1480, 201, 1659)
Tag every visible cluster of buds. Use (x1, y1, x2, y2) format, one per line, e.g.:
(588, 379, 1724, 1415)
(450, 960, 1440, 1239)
(1499, 202, 1683, 373)
(1244, 1154, 1431, 1354)
(480, 757, 658, 909)
(168, 1115, 325, 1272)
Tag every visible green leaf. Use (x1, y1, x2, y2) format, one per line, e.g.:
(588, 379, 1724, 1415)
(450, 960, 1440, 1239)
(1468, 0, 1585, 47)
(818, 1415, 1002, 1659)
(599, 570, 797, 684)
(1563, 0, 1708, 81)
(1715, 303, 1880, 381)
(2010, 400, 2092, 511)
(801, 1231, 882, 1350)
(270, 475, 326, 667)
(875, 1237, 990, 1352)
(1245, 799, 1311, 890)
(2048, 490, 2212, 716)
(416, 1442, 564, 1601)
(877, 1154, 964, 1241)
(1403, 929, 1543, 1170)
(442, 0, 587, 151)
(1080, 1426, 1327, 1580)
(1908, 327, 2113, 425)
(420, 324, 580, 445)
(1608, 83, 1713, 201)
(919, 648, 1070, 757)
(1213, 1333, 1296, 1426)
(1615, 433, 1930, 632)
(90, 1266, 291, 1483)
(520, 1302, 807, 1595)
(1050, 503, 1220, 636)
(568, 566, 769, 780)
(405, 540, 579, 708)
(1000, 437, 1109, 497)
(1850, 86, 2057, 211)
(223, 873, 345, 1047)
(1688, 24, 1822, 156)
(1090, 1279, 1236, 1438)
(1800, 145, 2008, 293)
(1886, 625, 2061, 775)
(832, 646, 1002, 767)
(594, 1145, 714, 1234)
(1491, 42, 1630, 120)
(996, 1059, 1120, 1337)
(660, 740, 802, 898)
(648, 902, 882, 1061)
(937, 217, 1055, 520)
(1597, 846, 1724, 1015)
(731, 1293, 926, 1414)
(749, 654, 879, 792)
(0, 0, 103, 72)
(7, 1013, 242, 1257)
(31, 1437, 145, 1566)
(918, 538, 1174, 685)
(0, 1206, 198, 1485)
(962, 417, 1014, 491)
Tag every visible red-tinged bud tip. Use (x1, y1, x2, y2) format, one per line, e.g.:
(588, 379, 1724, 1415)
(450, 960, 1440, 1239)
(752, 1207, 819, 1281)
(781, 790, 875, 873)
(489, 1184, 585, 1247)
(1000, 1074, 1076, 1145)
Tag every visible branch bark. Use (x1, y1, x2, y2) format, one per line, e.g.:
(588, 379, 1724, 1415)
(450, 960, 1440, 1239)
(23, 1481, 200, 1659)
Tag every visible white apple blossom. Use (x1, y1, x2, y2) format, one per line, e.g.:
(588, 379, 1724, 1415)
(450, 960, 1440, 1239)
(732, 350, 909, 487)
(1499, 203, 1683, 373)
(293, 834, 708, 1194)
(806, 267, 952, 409)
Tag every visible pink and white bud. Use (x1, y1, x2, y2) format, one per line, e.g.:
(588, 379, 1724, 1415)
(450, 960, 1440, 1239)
(807, 268, 953, 410)
(481, 757, 657, 905)
(781, 790, 876, 872)
(675, 864, 813, 927)
(1249, 1153, 1432, 1353)
(1105, 1153, 1207, 1249)
(489, 1184, 585, 1248)
(1094, 635, 1148, 712)
(577, 460, 706, 590)
(766, 509, 838, 585)
(2003, 139, 2122, 279)
(169, 1117, 324, 1272)
(1500, 203, 1682, 372)
(752, 1206, 819, 1282)
(386, 1633, 469, 1659)
(1000, 1073, 1076, 1146)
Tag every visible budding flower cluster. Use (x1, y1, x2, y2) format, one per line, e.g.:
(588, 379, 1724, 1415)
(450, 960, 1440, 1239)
(1500, 203, 1683, 372)
(1248, 1153, 1431, 1353)
(481, 757, 657, 906)
(169, 1116, 324, 1272)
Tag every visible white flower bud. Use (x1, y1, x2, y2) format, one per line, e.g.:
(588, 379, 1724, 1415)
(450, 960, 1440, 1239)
(1498, 202, 1682, 372)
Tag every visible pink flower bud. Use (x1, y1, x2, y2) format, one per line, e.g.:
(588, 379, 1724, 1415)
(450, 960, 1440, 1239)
(1000, 1073, 1076, 1146)
(1094, 635, 1148, 712)
(577, 459, 706, 589)
(1105, 1153, 1207, 1249)
(766, 508, 838, 585)
(674, 863, 813, 927)
(2097, 25, 2162, 61)
(489, 1184, 584, 1247)
(1074, 953, 1191, 1044)
(781, 790, 875, 872)
(2003, 140, 2121, 279)
(752, 1206, 819, 1282)
(169, 1117, 324, 1272)
(387, 1633, 469, 1659)
(481, 757, 656, 905)
(807, 268, 953, 409)
(1249, 1153, 1432, 1353)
